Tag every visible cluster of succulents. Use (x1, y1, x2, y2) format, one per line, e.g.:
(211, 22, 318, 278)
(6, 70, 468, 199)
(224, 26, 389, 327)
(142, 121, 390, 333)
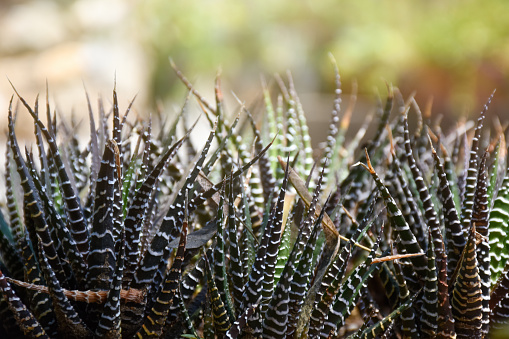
(1, 60, 509, 339)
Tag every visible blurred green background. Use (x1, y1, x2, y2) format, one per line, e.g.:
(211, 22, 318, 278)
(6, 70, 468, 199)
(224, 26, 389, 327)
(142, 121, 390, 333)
(141, 0, 509, 121)
(1, 0, 508, 140)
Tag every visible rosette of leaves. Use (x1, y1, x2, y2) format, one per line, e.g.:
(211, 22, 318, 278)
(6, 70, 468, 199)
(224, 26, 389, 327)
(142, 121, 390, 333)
(1, 61, 509, 339)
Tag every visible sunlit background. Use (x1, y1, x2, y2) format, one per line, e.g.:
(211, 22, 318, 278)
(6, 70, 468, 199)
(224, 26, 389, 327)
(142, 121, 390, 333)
(1, 0, 509, 143)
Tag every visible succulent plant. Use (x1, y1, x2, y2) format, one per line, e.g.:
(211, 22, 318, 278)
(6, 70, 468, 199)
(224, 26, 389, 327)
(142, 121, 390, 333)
(1, 61, 509, 339)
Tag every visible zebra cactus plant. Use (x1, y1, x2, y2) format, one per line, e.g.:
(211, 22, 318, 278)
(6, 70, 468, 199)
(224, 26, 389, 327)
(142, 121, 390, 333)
(1, 61, 509, 339)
